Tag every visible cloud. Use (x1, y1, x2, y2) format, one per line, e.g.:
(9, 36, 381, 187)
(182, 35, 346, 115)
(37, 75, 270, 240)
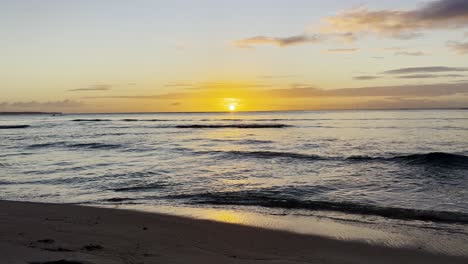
(447, 41, 468, 54)
(259, 75, 294, 79)
(0, 100, 84, 111)
(395, 51, 427, 56)
(381, 47, 428, 56)
(354, 76, 380, 80)
(234, 34, 322, 48)
(264, 83, 468, 98)
(68, 84, 112, 92)
(235, 0, 468, 51)
(164, 83, 194, 88)
(182, 81, 270, 90)
(382, 66, 468, 75)
(351, 97, 468, 110)
(322, 0, 468, 38)
(85, 82, 468, 100)
(382, 47, 405, 51)
(325, 48, 359, 53)
(396, 74, 465, 79)
(385, 97, 430, 103)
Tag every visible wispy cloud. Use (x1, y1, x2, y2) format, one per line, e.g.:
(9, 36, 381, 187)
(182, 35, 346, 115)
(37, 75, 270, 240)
(382, 47, 405, 51)
(381, 47, 428, 56)
(354, 76, 380, 80)
(382, 66, 468, 75)
(164, 83, 195, 88)
(0, 100, 84, 111)
(396, 74, 466, 79)
(264, 83, 468, 98)
(234, 34, 322, 48)
(322, 0, 468, 38)
(259, 75, 295, 79)
(325, 48, 359, 53)
(447, 41, 468, 54)
(85, 82, 468, 100)
(395, 51, 427, 56)
(68, 84, 112, 92)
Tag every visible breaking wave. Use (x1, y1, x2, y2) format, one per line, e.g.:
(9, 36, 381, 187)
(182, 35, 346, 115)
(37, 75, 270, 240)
(170, 190, 468, 224)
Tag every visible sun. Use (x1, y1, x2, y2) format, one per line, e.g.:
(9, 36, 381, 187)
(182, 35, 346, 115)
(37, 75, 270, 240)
(223, 98, 240, 112)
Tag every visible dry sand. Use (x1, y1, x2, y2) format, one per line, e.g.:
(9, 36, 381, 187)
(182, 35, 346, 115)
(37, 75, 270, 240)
(0, 200, 466, 264)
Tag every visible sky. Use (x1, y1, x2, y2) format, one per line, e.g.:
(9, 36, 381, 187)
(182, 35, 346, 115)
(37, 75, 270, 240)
(1, 0, 468, 112)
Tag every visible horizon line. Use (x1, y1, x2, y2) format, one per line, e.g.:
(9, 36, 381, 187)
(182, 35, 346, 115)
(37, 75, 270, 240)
(2, 107, 468, 115)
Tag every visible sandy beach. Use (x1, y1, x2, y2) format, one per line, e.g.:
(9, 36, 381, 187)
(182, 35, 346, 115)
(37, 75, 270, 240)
(0, 200, 466, 264)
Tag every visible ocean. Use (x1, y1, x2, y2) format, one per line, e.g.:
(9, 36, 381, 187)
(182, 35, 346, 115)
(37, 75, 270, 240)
(1, 110, 467, 253)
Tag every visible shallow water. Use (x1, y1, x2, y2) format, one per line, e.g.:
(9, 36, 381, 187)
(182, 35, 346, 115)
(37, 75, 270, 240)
(1, 110, 468, 236)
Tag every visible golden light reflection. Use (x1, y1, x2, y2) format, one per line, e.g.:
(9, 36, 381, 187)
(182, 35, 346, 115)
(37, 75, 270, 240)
(206, 210, 245, 224)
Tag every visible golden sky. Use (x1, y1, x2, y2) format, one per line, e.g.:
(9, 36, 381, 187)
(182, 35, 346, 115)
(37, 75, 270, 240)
(1, 0, 468, 112)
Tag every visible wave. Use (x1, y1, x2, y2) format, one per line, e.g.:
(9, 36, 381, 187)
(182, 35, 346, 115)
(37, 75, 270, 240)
(70, 119, 292, 129)
(232, 139, 274, 145)
(0, 180, 14, 185)
(347, 152, 468, 168)
(104, 197, 137, 202)
(28, 142, 122, 150)
(27, 141, 69, 149)
(0, 125, 30, 129)
(72, 119, 111, 122)
(176, 124, 291, 129)
(68, 143, 121, 150)
(169, 190, 468, 224)
(112, 182, 170, 192)
(391, 152, 468, 167)
(196, 139, 274, 145)
(120, 119, 171, 122)
(202, 150, 324, 160)
(201, 150, 468, 168)
(73, 118, 172, 122)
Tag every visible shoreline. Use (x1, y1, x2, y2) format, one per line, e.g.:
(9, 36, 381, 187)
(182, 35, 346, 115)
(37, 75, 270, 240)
(1, 200, 466, 264)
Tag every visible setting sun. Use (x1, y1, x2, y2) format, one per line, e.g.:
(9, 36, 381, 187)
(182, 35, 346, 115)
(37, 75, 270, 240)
(229, 104, 236, 111)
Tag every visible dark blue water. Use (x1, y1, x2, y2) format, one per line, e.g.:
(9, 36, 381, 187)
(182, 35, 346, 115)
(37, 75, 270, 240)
(1, 110, 468, 225)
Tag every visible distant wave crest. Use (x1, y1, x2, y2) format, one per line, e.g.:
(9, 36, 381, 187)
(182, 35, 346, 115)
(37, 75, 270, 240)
(120, 119, 170, 122)
(0, 125, 30, 129)
(72, 119, 111, 122)
(28, 141, 122, 150)
(176, 124, 291, 129)
(68, 143, 122, 150)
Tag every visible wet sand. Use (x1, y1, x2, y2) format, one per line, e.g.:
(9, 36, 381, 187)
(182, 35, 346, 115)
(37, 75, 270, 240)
(0, 200, 466, 264)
